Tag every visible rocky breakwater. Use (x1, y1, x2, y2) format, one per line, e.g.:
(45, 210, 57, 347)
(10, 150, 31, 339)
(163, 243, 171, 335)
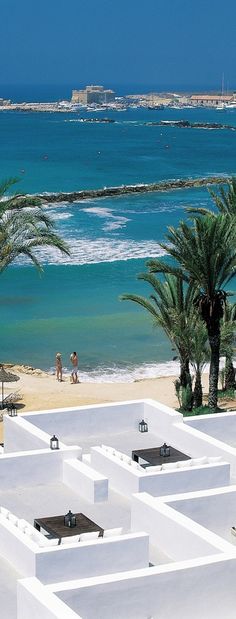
(78, 118, 116, 123)
(35, 176, 230, 204)
(145, 120, 236, 131)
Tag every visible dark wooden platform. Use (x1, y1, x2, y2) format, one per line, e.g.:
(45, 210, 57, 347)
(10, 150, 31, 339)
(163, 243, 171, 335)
(34, 512, 104, 539)
(132, 445, 191, 466)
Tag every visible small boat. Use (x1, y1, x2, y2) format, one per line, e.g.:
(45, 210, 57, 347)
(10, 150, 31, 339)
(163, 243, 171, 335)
(148, 105, 164, 110)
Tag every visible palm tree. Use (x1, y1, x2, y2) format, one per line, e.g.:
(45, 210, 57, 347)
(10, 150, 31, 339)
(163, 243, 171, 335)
(189, 320, 209, 408)
(220, 302, 236, 390)
(148, 215, 236, 410)
(187, 177, 236, 217)
(122, 273, 197, 406)
(0, 178, 69, 272)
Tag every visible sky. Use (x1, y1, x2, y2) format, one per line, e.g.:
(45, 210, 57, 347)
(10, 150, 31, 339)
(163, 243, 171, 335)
(0, 0, 236, 92)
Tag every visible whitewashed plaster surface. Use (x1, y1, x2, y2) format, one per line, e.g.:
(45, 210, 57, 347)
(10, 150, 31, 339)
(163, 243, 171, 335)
(1, 399, 236, 618)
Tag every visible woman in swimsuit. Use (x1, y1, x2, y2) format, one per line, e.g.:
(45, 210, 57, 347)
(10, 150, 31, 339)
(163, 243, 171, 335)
(55, 353, 63, 382)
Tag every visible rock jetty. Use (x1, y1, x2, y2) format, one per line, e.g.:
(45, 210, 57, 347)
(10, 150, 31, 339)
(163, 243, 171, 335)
(35, 176, 230, 204)
(145, 120, 236, 131)
(78, 118, 116, 123)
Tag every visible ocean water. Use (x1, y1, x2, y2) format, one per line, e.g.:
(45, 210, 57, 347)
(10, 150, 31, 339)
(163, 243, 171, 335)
(0, 102, 236, 380)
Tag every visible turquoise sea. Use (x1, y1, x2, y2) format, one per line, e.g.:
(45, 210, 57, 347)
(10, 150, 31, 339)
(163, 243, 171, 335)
(1, 100, 236, 380)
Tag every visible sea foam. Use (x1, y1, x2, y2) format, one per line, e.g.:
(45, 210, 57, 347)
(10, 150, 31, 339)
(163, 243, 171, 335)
(15, 237, 165, 266)
(48, 360, 181, 383)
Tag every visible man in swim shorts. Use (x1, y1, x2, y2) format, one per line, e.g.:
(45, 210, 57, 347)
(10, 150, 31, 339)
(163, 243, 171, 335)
(70, 351, 79, 384)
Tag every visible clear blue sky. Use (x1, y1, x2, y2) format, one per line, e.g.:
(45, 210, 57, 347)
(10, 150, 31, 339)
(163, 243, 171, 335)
(1, 0, 236, 91)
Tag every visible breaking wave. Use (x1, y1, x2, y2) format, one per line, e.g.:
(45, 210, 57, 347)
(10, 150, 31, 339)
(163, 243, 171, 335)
(17, 237, 165, 266)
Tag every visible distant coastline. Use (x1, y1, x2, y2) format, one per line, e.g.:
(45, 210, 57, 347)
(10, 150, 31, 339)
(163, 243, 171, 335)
(1, 85, 236, 113)
(34, 175, 230, 204)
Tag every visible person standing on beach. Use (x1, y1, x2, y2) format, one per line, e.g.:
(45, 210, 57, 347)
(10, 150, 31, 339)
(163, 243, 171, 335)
(55, 353, 63, 382)
(70, 351, 79, 383)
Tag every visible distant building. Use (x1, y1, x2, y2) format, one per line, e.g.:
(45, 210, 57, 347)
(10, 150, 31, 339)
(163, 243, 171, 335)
(190, 94, 234, 106)
(71, 85, 115, 105)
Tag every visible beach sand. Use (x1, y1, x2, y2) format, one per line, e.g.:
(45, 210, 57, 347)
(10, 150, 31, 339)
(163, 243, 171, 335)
(0, 367, 234, 444)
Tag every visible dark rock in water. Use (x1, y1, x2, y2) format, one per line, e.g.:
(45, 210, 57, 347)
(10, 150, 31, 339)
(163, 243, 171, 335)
(34, 175, 230, 205)
(79, 118, 115, 123)
(145, 120, 236, 131)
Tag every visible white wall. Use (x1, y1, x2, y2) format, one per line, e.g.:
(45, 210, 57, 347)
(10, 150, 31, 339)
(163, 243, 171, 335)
(22, 401, 146, 443)
(167, 485, 236, 539)
(139, 462, 230, 496)
(185, 412, 236, 446)
(54, 555, 236, 619)
(131, 493, 232, 561)
(90, 447, 140, 497)
(90, 448, 230, 499)
(63, 458, 108, 503)
(0, 514, 149, 585)
(17, 578, 80, 619)
(12, 399, 182, 448)
(0, 515, 36, 577)
(168, 420, 236, 474)
(36, 533, 149, 584)
(143, 399, 182, 439)
(3, 415, 64, 453)
(0, 446, 81, 489)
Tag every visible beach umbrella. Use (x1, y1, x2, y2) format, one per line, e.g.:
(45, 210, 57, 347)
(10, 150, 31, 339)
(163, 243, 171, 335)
(0, 365, 20, 405)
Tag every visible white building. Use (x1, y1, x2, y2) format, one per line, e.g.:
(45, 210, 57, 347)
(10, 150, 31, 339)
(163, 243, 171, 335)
(1, 399, 236, 617)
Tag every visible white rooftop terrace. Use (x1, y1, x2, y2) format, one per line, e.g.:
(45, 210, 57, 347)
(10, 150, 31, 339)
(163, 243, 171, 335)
(2, 399, 236, 618)
(0, 476, 170, 619)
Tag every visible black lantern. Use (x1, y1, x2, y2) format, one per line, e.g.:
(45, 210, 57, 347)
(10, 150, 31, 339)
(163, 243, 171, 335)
(139, 419, 148, 433)
(160, 443, 170, 457)
(50, 435, 59, 450)
(8, 404, 17, 417)
(64, 510, 76, 528)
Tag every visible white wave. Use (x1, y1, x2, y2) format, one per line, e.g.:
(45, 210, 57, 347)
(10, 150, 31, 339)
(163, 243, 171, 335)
(15, 237, 165, 266)
(48, 360, 182, 383)
(81, 205, 130, 231)
(42, 201, 70, 208)
(47, 358, 227, 384)
(47, 211, 73, 221)
(82, 206, 115, 217)
(104, 219, 128, 231)
(43, 238, 164, 264)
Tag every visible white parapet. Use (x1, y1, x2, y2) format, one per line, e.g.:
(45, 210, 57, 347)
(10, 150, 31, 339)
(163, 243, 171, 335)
(17, 577, 80, 619)
(0, 446, 81, 489)
(63, 458, 108, 503)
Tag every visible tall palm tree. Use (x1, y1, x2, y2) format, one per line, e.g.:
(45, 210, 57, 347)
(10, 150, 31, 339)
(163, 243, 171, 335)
(0, 178, 69, 272)
(186, 178, 236, 397)
(122, 273, 196, 400)
(148, 215, 236, 410)
(220, 301, 236, 390)
(189, 320, 209, 408)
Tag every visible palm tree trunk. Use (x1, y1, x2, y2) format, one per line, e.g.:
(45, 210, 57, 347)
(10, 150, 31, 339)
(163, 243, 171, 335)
(179, 355, 193, 411)
(193, 367, 203, 408)
(208, 331, 220, 410)
(179, 357, 192, 388)
(225, 355, 235, 390)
